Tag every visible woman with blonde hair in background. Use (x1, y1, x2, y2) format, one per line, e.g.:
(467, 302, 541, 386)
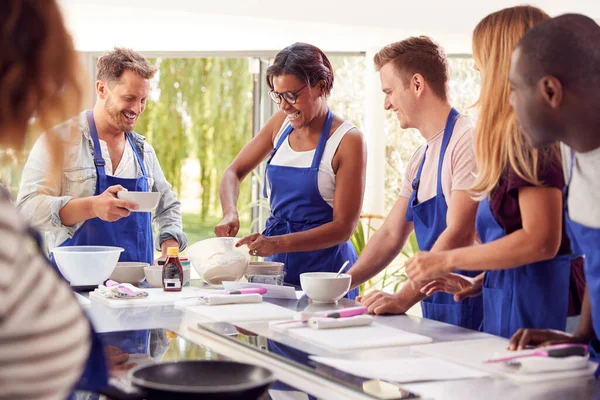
(0, 1, 108, 398)
(404, 5, 584, 338)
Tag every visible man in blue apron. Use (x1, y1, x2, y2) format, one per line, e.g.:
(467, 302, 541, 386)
(350, 37, 483, 330)
(506, 14, 600, 371)
(17, 48, 187, 264)
(16, 48, 187, 392)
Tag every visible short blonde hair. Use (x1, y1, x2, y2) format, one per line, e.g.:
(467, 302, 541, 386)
(374, 36, 449, 102)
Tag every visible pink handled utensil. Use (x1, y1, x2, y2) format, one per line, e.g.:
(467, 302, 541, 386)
(484, 344, 588, 364)
(271, 306, 368, 326)
(226, 288, 267, 295)
(181, 287, 267, 300)
(322, 306, 368, 318)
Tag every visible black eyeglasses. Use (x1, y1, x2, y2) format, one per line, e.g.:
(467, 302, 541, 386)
(269, 85, 307, 105)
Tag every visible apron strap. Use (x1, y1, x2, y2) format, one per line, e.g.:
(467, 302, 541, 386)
(436, 107, 460, 195)
(86, 110, 108, 179)
(311, 108, 333, 169)
(263, 123, 294, 199)
(263, 108, 333, 198)
(125, 132, 148, 178)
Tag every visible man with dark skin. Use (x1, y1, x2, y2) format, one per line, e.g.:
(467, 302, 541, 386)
(507, 14, 600, 353)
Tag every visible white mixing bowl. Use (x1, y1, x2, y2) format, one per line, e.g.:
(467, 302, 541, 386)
(300, 272, 352, 303)
(109, 262, 148, 284)
(186, 238, 250, 285)
(52, 246, 124, 286)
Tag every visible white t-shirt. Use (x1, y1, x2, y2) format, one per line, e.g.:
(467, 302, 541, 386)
(269, 119, 355, 208)
(561, 143, 600, 228)
(99, 138, 137, 178)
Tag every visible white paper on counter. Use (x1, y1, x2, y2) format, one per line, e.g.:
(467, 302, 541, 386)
(178, 301, 296, 322)
(310, 356, 488, 383)
(410, 338, 597, 383)
(287, 323, 432, 351)
(222, 281, 297, 299)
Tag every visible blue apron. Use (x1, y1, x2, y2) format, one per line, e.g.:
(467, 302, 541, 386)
(54, 110, 154, 264)
(406, 108, 483, 330)
(55, 110, 154, 395)
(476, 196, 571, 338)
(564, 150, 600, 377)
(263, 109, 358, 299)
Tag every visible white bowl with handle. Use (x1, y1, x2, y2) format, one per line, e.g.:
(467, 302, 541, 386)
(117, 191, 161, 212)
(52, 246, 124, 286)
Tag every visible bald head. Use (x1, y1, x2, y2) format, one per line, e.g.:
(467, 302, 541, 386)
(517, 14, 600, 96)
(509, 14, 600, 152)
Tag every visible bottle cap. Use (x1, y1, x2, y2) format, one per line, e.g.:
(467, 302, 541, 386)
(167, 247, 179, 257)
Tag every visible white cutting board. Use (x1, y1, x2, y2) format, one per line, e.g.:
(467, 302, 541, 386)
(89, 287, 206, 307)
(410, 338, 597, 382)
(285, 323, 432, 351)
(179, 302, 296, 322)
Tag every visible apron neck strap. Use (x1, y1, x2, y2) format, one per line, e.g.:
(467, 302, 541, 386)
(86, 110, 147, 178)
(436, 107, 460, 195)
(268, 123, 294, 165)
(126, 133, 148, 177)
(86, 110, 107, 177)
(412, 107, 459, 196)
(311, 108, 333, 169)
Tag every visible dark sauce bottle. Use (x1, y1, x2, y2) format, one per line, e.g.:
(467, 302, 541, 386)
(162, 247, 183, 292)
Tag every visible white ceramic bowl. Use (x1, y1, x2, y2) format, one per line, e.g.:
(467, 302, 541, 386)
(52, 246, 124, 286)
(109, 262, 149, 284)
(300, 272, 352, 303)
(187, 238, 250, 285)
(117, 191, 161, 212)
(144, 265, 191, 288)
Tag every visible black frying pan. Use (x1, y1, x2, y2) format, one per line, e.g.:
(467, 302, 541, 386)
(100, 360, 275, 400)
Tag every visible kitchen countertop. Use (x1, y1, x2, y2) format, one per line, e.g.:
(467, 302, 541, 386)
(79, 284, 600, 399)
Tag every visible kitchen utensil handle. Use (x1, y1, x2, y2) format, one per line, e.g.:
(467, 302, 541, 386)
(326, 306, 368, 318)
(228, 288, 267, 295)
(484, 353, 535, 364)
(547, 345, 588, 358)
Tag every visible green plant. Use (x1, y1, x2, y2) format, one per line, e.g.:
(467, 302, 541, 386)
(350, 217, 419, 297)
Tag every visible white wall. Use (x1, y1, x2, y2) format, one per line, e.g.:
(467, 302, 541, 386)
(60, 0, 600, 54)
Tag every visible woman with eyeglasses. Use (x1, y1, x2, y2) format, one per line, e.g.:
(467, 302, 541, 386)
(215, 42, 366, 296)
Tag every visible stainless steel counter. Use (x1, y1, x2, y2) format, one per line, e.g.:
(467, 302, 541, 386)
(81, 289, 600, 400)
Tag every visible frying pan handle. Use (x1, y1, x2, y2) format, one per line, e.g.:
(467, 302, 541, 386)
(96, 379, 147, 400)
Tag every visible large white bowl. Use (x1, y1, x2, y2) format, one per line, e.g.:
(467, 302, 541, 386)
(109, 262, 148, 284)
(117, 191, 161, 212)
(187, 238, 250, 285)
(52, 246, 124, 286)
(144, 265, 191, 288)
(300, 272, 351, 303)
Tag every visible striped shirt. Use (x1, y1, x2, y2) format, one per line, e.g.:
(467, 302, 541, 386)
(0, 196, 90, 400)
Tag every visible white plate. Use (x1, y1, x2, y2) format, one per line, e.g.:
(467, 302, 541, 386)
(117, 191, 160, 212)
